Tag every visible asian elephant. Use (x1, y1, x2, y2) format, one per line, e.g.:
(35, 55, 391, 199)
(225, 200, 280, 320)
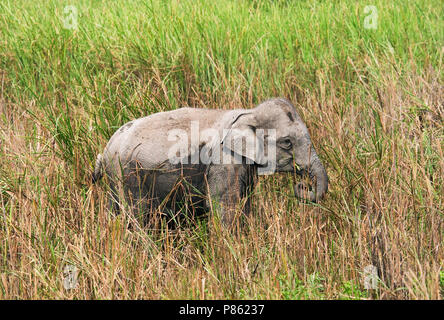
(92, 98, 328, 227)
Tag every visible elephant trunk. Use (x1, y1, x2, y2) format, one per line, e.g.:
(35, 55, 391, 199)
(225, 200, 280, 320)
(294, 150, 328, 202)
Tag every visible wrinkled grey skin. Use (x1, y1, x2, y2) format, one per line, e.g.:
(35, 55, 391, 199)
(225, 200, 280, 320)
(92, 98, 328, 227)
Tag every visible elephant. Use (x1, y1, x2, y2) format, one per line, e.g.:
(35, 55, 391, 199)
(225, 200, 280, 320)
(92, 98, 328, 227)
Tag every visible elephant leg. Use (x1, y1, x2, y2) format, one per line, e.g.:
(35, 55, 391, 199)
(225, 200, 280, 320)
(124, 181, 149, 224)
(108, 181, 121, 216)
(206, 164, 254, 228)
(121, 161, 151, 224)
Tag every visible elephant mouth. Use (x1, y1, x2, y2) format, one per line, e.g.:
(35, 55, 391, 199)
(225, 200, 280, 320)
(294, 167, 305, 176)
(293, 181, 314, 201)
(292, 168, 313, 201)
(292, 159, 328, 203)
(255, 156, 328, 203)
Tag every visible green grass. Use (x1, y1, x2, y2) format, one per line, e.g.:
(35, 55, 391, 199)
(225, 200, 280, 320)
(0, 0, 443, 299)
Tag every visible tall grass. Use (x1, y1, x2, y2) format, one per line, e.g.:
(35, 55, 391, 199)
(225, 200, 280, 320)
(0, 0, 442, 299)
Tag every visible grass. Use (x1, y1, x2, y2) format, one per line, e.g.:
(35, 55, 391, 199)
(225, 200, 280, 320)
(0, 0, 443, 299)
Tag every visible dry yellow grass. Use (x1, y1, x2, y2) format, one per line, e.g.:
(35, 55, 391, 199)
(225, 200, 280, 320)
(1, 60, 442, 299)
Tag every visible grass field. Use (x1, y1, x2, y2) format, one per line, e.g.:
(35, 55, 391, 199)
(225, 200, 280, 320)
(0, 0, 443, 299)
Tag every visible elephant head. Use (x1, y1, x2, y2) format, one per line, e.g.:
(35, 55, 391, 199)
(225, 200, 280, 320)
(223, 98, 328, 202)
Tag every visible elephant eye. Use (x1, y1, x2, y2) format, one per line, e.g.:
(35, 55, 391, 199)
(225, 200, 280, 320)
(279, 138, 292, 149)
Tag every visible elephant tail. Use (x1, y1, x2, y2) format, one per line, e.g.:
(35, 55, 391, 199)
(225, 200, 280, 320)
(92, 153, 104, 183)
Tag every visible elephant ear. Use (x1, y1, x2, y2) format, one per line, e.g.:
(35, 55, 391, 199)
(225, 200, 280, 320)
(221, 112, 266, 165)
